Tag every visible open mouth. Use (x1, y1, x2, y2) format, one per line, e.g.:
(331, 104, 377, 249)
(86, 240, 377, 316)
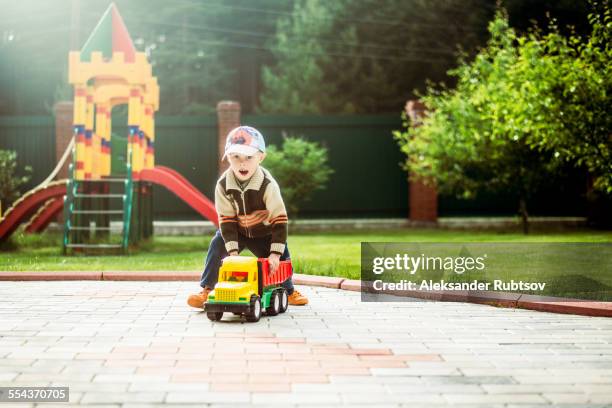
(239, 170, 249, 177)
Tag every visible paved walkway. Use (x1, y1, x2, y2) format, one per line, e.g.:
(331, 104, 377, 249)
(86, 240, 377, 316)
(1, 281, 611, 407)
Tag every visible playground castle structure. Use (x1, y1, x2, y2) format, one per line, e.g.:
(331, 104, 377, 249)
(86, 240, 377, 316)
(0, 4, 218, 249)
(62, 3, 159, 253)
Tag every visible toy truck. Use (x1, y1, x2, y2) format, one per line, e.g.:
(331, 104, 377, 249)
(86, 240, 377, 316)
(204, 256, 292, 322)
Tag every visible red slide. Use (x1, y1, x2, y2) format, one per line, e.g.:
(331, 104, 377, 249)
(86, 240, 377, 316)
(140, 166, 218, 226)
(0, 180, 67, 242)
(24, 197, 65, 233)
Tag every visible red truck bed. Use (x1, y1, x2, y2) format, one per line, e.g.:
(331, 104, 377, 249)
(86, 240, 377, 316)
(258, 258, 293, 287)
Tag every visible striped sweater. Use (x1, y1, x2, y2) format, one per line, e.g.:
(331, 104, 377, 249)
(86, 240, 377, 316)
(215, 166, 288, 255)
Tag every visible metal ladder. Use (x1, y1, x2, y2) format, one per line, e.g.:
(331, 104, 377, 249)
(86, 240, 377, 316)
(62, 148, 133, 254)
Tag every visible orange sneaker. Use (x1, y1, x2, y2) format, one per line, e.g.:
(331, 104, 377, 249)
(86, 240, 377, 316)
(187, 287, 212, 309)
(288, 290, 308, 306)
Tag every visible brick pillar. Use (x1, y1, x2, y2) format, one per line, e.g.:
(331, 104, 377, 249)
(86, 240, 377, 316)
(216, 101, 241, 175)
(54, 101, 74, 180)
(405, 100, 438, 223)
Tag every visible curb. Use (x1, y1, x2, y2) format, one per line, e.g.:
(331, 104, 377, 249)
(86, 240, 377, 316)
(0, 271, 102, 280)
(292, 274, 345, 289)
(0, 271, 610, 317)
(516, 295, 612, 317)
(102, 271, 200, 281)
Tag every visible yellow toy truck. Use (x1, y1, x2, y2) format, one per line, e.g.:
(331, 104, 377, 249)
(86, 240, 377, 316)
(204, 256, 292, 322)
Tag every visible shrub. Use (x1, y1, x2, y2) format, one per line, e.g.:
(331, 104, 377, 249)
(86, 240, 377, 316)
(263, 136, 333, 219)
(0, 150, 32, 213)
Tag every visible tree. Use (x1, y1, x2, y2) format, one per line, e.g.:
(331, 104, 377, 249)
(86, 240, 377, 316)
(0, 150, 32, 211)
(259, 0, 342, 114)
(329, 0, 492, 113)
(263, 136, 333, 219)
(259, 0, 494, 114)
(393, 11, 568, 234)
(120, 0, 236, 115)
(503, 4, 612, 193)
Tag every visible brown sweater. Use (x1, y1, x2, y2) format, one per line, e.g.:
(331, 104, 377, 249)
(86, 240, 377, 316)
(215, 166, 288, 255)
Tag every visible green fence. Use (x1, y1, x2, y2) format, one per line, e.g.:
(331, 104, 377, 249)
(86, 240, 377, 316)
(152, 116, 218, 219)
(0, 116, 55, 194)
(136, 114, 405, 219)
(242, 114, 407, 218)
(0, 114, 588, 220)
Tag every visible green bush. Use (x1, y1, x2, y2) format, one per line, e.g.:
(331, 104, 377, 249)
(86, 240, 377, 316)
(263, 136, 333, 219)
(0, 150, 32, 213)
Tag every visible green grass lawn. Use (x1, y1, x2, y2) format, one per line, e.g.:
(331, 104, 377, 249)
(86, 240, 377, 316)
(1, 228, 611, 281)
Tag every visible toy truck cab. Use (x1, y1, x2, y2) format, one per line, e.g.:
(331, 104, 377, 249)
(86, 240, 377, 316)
(204, 256, 292, 322)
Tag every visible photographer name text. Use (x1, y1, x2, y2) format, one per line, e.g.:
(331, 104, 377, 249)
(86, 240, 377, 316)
(373, 279, 546, 291)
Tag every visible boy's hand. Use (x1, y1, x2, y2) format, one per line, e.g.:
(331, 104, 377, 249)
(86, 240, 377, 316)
(268, 253, 280, 275)
(228, 250, 238, 256)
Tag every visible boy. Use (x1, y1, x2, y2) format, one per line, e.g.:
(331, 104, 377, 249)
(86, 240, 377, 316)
(187, 126, 308, 308)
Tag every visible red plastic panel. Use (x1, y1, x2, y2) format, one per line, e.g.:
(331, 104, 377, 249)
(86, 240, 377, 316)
(111, 5, 136, 62)
(0, 183, 66, 242)
(25, 197, 64, 233)
(259, 258, 293, 287)
(140, 166, 218, 225)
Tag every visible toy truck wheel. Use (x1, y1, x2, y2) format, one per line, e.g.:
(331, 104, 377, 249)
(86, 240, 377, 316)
(207, 311, 223, 321)
(266, 291, 281, 316)
(246, 295, 262, 322)
(279, 289, 288, 313)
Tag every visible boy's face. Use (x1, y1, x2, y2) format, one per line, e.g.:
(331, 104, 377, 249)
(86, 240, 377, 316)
(227, 151, 265, 181)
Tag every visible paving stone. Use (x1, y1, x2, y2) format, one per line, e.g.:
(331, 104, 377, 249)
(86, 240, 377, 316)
(15, 373, 94, 382)
(92, 374, 171, 383)
(343, 392, 446, 404)
(166, 391, 250, 403)
(252, 392, 342, 404)
(0, 373, 18, 381)
(589, 394, 612, 404)
(514, 375, 612, 384)
(80, 392, 166, 404)
(444, 393, 548, 404)
(543, 393, 592, 404)
(482, 384, 582, 393)
(50, 381, 128, 392)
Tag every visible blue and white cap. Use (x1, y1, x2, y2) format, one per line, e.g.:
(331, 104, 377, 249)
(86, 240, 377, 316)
(223, 126, 266, 159)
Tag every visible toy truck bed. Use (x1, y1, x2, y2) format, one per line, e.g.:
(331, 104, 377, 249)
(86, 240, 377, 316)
(260, 258, 292, 286)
